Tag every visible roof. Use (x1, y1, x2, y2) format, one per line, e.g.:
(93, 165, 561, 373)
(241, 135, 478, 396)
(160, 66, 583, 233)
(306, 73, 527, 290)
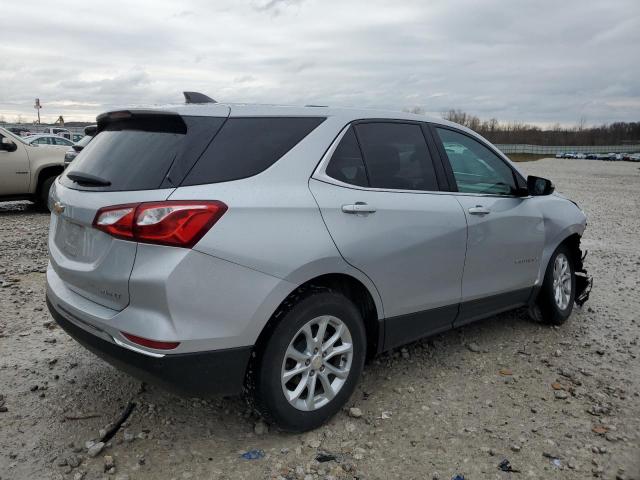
(125, 101, 479, 137)
(98, 101, 501, 163)
(153, 102, 445, 122)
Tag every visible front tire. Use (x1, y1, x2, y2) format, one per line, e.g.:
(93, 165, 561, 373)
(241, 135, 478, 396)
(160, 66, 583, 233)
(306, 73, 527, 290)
(251, 289, 366, 432)
(535, 245, 576, 325)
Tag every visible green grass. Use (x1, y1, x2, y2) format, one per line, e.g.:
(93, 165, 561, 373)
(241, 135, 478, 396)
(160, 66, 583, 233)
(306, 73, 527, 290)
(506, 153, 550, 162)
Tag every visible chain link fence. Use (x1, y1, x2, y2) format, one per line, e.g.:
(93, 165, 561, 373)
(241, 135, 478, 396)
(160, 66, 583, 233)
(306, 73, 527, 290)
(496, 144, 640, 154)
(1, 123, 87, 135)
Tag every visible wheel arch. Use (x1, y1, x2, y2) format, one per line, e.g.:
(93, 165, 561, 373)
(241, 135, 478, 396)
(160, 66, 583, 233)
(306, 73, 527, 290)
(253, 273, 383, 362)
(35, 165, 64, 197)
(537, 225, 585, 285)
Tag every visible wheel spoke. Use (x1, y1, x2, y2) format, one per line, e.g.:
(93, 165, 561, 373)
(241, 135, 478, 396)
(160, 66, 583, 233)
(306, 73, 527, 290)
(305, 375, 317, 410)
(301, 324, 315, 349)
(316, 316, 329, 345)
(318, 371, 335, 401)
(286, 345, 310, 363)
(322, 324, 344, 351)
(325, 342, 353, 361)
(286, 371, 309, 402)
(283, 363, 308, 382)
(323, 362, 348, 379)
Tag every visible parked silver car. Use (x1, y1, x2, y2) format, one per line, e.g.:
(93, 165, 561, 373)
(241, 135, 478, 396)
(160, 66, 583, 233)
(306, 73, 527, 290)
(46, 96, 592, 431)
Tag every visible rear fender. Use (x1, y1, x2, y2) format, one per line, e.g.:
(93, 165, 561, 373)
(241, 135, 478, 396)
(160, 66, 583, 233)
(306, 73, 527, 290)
(283, 257, 385, 320)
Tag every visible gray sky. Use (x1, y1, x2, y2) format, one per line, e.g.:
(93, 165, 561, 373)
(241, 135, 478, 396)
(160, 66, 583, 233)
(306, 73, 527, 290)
(1, 0, 639, 125)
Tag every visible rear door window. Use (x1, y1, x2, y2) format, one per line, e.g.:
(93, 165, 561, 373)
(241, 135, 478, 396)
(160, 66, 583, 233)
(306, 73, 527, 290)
(182, 117, 325, 186)
(354, 122, 438, 191)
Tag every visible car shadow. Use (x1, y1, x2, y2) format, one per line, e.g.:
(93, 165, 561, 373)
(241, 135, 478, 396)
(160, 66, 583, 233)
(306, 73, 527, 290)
(0, 201, 48, 216)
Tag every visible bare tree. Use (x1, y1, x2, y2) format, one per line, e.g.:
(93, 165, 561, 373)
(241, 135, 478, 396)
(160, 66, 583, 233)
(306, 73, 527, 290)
(403, 106, 426, 115)
(440, 110, 640, 146)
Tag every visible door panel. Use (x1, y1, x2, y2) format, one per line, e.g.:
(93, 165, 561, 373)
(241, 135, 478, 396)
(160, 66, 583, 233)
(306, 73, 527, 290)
(0, 141, 30, 195)
(430, 125, 545, 326)
(309, 178, 467, 326)
(454, 195, 544, 319)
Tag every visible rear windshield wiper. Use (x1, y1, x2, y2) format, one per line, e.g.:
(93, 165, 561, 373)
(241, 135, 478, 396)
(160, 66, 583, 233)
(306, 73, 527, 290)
(66, 172, 111, 187)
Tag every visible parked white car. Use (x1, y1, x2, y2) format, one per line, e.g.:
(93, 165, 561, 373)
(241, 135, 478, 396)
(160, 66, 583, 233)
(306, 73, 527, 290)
(0, 127, 67, 208)
(24, 134, 75, 150)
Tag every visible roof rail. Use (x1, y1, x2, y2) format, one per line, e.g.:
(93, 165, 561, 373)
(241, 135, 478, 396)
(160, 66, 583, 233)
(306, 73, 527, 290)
(183, 91, 217, 104)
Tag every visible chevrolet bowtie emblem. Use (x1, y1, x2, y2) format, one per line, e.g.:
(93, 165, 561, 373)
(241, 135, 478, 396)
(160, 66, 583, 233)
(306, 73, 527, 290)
(53, 201, 65, 215)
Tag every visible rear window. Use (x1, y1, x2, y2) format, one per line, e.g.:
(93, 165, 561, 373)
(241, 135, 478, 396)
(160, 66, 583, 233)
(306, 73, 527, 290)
(63, 130, 185, 191)
(61, 114, 226, 191)
(182, 117, 325, 186)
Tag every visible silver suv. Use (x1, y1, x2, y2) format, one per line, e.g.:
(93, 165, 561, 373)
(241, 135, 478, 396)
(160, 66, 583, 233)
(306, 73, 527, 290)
(46, 96, 591, 432)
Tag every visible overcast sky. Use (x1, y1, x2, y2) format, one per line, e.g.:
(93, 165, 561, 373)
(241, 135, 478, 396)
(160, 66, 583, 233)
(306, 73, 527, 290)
(1, 0, 639, 125)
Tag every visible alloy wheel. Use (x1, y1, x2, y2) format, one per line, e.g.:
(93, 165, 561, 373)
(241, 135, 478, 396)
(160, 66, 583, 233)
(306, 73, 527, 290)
(552, 253, 572, 310)
(280, 315, 353, 411)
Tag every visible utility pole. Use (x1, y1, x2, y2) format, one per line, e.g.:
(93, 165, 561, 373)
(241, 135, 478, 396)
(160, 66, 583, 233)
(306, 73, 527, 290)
(34, 98, 42, 124)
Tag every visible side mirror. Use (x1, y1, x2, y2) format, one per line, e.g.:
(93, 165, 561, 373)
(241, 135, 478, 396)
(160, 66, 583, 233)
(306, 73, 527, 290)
(527, 176, 554, 196)
(0, 139, 17, 152)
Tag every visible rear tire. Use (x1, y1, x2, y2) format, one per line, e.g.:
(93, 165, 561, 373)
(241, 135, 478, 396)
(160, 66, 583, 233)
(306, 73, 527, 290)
(250, 288, 366, 432)
(535, 245, 576, 325)
(36, 176, 56, 211)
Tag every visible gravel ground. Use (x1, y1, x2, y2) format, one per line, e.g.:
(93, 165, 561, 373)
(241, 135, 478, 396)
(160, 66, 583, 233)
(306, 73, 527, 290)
(0, 158, 638, 480)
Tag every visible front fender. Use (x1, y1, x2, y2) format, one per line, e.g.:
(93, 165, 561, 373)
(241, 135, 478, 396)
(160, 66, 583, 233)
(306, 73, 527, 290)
(535, 196, 587, 285)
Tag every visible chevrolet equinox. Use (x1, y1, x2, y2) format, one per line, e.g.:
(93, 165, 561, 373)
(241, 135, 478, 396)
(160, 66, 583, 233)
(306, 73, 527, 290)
(46, 93, 591, 432)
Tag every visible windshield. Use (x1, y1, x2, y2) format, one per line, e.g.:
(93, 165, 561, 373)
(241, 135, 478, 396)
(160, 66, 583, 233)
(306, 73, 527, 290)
(0, 128, 29, 145)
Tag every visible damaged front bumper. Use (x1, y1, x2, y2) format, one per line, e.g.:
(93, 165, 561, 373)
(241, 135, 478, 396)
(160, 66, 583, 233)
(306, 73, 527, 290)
(574, 249, 593, 307)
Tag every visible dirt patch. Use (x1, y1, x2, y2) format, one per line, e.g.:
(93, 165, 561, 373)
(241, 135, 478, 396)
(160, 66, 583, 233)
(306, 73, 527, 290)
(1, 159, 638, 479)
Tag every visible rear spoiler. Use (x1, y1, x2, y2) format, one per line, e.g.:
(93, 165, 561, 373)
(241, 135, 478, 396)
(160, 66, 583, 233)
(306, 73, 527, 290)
(96, 110, 187, 134)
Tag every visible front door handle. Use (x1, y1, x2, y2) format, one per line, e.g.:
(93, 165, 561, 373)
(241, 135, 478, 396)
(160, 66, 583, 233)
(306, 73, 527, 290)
(468, 205, 490, 215)
(342, 202, 376, 214)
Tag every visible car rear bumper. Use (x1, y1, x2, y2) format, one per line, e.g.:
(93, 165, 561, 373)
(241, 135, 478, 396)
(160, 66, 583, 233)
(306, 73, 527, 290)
(46, 296, 252, 396)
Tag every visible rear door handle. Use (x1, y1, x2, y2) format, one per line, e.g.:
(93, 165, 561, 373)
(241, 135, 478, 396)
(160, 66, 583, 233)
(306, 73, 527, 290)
(342, 202, 376, 214)
(468, 205, 490, 215)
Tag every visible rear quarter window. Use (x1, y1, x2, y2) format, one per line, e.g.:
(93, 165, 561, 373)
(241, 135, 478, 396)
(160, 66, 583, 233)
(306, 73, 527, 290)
(182, 117, 325, 186)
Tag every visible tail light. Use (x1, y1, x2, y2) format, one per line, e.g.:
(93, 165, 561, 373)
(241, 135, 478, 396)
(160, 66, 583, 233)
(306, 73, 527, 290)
(93, 201, 227, 248)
